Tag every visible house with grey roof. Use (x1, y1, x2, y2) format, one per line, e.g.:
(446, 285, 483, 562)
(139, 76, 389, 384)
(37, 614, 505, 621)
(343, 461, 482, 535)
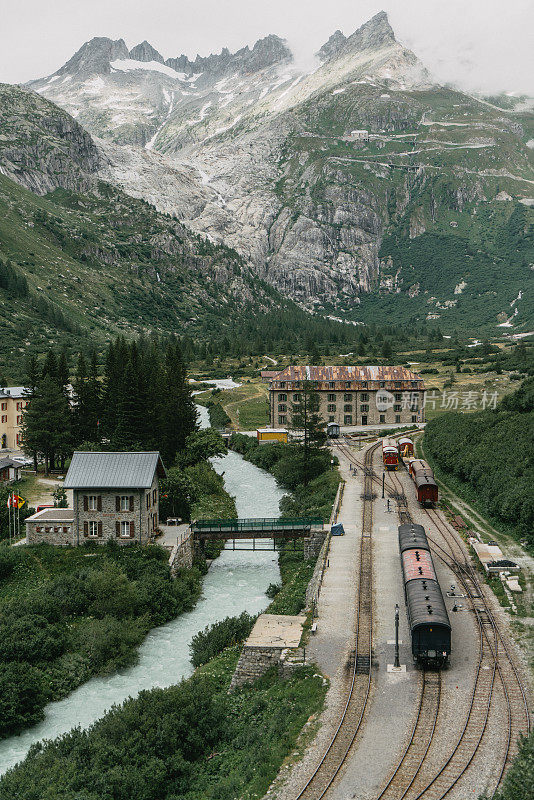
(26, 451, 166, 546)
(0, 456, 22, 483)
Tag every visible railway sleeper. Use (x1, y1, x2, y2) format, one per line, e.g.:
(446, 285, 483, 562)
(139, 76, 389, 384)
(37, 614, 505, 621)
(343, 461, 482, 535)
(356, 655, 371, 674)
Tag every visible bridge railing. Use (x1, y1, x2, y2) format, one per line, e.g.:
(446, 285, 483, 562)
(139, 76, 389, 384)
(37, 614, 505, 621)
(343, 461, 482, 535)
(191, 517, 324, 532)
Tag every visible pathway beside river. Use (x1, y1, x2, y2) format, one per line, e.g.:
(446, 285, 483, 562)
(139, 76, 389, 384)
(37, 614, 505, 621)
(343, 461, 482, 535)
(0, 401, 283, 776)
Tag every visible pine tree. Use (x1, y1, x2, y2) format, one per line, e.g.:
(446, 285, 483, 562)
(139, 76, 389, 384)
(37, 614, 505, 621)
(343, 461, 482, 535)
(290, 380, 327, 486)
(73, 352, 102, 446)
(161, 341, 197, 465)
(22, 374, 71, 475)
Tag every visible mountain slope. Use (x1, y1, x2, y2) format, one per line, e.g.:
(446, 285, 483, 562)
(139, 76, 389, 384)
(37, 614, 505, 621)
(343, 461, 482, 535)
(28, 12, 534, 333)
(0, 85, 358, 372)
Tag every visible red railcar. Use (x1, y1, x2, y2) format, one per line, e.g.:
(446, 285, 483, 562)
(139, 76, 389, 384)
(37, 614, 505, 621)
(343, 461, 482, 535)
(382, 438, 399, 470)
(407, 458, 438, 505)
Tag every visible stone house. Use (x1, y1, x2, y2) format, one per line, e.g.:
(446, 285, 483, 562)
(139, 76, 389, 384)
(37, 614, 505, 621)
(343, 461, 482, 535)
(269, 365, 426, 429)
(0, 456, 22, 483)
(26, 451, 166, 546)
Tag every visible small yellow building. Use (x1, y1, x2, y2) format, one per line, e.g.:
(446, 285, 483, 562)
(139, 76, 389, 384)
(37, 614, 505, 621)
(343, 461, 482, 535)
(256, 428, 288, 444)
(0, 387, 28, 450)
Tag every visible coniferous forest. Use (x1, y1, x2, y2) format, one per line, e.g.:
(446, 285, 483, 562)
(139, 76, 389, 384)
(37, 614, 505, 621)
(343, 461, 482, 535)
(21, 336, 197, 473)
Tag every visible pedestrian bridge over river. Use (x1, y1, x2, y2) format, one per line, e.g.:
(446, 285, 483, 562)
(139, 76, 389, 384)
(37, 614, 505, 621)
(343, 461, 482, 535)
(191, 517, 324, 541)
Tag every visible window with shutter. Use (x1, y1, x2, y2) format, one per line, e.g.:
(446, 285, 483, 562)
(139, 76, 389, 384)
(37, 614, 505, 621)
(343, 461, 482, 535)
(130, 520, 135, 538)
(129, 495, 134, 512)
(83, 496, 88, 511)
(98, 521, 103, 537)
(97, 496, 102, 512)
(84, 521, 89, 537)
(116, 496, 120, 512)
(116, 521, 121, 537)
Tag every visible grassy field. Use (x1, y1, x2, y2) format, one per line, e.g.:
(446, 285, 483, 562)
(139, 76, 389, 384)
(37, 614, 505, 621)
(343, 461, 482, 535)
(196, 379, 270, 430)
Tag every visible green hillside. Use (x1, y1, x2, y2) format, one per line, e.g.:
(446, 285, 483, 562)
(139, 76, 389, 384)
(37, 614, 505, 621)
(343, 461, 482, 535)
(277, 83, 534, 332)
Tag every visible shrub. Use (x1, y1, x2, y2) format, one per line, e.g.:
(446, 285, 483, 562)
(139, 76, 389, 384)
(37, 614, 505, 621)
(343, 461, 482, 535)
(190, 612, 256, 668)
(0, 663, 45, 736)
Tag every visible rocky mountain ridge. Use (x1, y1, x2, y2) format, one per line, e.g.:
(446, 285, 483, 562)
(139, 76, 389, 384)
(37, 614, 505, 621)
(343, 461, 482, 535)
(24, 12, 534, 332)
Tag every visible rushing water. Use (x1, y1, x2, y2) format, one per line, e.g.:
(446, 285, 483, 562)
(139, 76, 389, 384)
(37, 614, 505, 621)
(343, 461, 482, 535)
(0, 400, 283, 775)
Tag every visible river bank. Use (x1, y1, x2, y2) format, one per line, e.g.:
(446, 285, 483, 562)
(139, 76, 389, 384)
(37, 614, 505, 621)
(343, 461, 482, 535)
(0, 403, 283, 776)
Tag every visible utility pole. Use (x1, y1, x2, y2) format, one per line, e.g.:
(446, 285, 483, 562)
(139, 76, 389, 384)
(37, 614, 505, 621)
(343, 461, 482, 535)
(394, 604, 400, 669)
(382, 473, 385, 499)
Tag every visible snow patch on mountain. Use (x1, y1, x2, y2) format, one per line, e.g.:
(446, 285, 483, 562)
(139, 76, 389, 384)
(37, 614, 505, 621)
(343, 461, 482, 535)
(110, 59, 187, 80)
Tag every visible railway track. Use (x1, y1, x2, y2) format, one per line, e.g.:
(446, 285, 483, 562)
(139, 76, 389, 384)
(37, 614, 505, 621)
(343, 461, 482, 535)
(375, 670, 442, 800)
(336, 436, 530, 799)
(423, 509, 531, 791)
(293, 441, 378, 800)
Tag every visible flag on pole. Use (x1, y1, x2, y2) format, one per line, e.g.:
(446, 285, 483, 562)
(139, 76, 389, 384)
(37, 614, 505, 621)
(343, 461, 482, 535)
(6, 494, 25, 509)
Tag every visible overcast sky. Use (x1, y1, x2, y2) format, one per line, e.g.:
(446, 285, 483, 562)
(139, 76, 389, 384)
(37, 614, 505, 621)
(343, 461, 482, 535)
(1, 0, 532, 94)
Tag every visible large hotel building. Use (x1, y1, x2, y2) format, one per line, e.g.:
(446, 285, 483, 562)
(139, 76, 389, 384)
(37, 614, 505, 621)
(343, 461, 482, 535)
(269, 366, 425, 428)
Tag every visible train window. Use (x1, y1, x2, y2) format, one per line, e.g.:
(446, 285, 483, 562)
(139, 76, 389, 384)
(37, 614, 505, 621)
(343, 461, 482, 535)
(344, 415, 352, 424)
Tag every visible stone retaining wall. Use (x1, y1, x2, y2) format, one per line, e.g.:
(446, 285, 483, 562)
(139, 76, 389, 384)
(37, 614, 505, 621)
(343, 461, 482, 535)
(229, 646, 284, 691)
(168, 534, 194, 574)
(305, 480, 345, 611)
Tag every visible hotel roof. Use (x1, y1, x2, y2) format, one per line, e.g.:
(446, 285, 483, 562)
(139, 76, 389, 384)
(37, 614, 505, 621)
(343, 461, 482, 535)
(271, 366, 422, 381)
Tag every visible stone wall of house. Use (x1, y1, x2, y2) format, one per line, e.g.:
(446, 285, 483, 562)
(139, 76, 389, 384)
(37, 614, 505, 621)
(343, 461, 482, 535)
(74, 477, 159, 544)
(26, 522, 73, 545)
(271, 388, 424, 427)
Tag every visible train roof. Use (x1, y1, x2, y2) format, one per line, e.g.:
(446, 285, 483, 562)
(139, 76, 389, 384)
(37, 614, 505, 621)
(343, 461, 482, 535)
(409, 459, 429, 470)
(402, 549, 437, 582)
(398, 437, 413, 444)
(398, 523, 430, 553)
(414, 474, 438, 489)
(405, 578, 451, 630)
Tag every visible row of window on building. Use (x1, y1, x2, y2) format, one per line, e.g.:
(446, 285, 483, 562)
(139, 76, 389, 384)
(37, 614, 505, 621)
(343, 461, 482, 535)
(278, 414, 419, 425)
(82, 491, 157, 512)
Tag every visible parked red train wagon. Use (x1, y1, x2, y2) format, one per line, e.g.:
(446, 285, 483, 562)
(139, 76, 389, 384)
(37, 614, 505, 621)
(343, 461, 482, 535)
(382, 438, 399, 470)
(414, 473, 438, 504)
(398, 437, 414, 457)
(408, 458, 429, 479)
